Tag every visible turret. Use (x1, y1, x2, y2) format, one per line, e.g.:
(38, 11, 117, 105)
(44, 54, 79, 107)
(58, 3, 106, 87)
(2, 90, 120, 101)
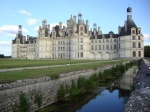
(78, 13, 82, 24)
(18, 25, 22, 35)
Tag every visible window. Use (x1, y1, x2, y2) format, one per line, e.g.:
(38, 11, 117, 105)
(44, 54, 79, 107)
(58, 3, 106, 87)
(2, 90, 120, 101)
(138, 36, 140, 40)
(138, 30, 141, 34)
(138, 51, 141, 57)
(99, 45, 101, 50)
(132, 30, 135, 34)
(132, 36, 135, 40)
(103, 45, 105, 50)
(106, 45, 109, 50)
(80, 45, 83, 50)
(53, 32, 55, 35)
(91, 40, 93, 43)
(114, 39, 116, 42)
(80, 32, 83, 35)
(78, 38, 79, 43)
(80, 38, 83, 43)
(132, 42, 136, 48)
(78, 52, 79, 57)
(106, 39, 109, 42)
(138, 43, 141, 48)
(95, 45, 97, 50)
(91, 45, 94, 50)
(81, 52, 83, 57)
(133, 51, 136, 57)
(80, 27, 83, 31)
(99, 40, 101, 43)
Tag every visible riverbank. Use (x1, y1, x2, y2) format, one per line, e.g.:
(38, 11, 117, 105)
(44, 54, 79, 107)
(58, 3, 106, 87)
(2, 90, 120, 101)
(124, 59, 150, 112)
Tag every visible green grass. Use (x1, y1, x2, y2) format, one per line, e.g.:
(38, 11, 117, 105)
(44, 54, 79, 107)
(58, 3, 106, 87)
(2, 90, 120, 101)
(0, 59, 117, 69)
(147, 58, 150, 61)
(0, 60, 124, 83)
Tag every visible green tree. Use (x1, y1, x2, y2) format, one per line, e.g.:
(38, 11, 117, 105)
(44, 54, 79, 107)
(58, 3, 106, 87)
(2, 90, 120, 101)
(0, 54, 4, 58)
(144, 45, 150, 57)
(19, 92, 31, 112)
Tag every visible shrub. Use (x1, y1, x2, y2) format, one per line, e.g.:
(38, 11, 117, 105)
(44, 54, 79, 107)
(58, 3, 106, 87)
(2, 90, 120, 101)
(70, 80, 79, 96)
(57, 84, 66, 99)
(19, 92, 31, 112)
(77, 76, 86, 89)
(34, 92, 43, 108)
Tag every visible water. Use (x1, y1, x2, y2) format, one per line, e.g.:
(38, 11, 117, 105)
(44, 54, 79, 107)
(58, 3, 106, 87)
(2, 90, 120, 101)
(39, 66, 137, 112)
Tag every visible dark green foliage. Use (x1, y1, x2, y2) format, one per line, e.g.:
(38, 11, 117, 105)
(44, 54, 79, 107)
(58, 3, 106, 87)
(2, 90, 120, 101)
(144, 45, 150, 57)
(19, 92, 31, 112)
(57, 84, 66, 99)
(70, 80, 79, 96)
(50, 74, 59, 80)
(84, 79, 96, 92)
(34, 92, 43, 108)
(90, 73, 98, 82)
(0, 54, 4, 58)
(77, 76, 86, 89)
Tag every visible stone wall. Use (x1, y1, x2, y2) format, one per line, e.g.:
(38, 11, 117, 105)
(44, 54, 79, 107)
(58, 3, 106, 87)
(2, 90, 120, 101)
(0, 65, 114, 112)
(124, 59, 150, 112)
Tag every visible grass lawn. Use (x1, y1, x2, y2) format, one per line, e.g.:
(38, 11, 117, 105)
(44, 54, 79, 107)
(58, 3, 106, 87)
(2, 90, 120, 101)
(147, 58, 150, 61)
(0, 60, 124, 83)
(0, 59, 118, 69)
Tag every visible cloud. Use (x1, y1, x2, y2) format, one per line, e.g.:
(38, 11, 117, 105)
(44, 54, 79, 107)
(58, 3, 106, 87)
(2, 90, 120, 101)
(19, 10, 31, 16)
(0, 25, 28, 37)
(33, 26, 39, 32)
(27, 19, 39, 25)
(0, 41, 11, 46)
(144, 42, 150, 46)
(143, 34, 150, 40)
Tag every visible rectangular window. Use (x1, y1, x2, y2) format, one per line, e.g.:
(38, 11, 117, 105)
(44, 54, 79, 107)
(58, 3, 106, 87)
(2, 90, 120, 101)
(114, 39, 116, 42)
(138, 36, 140, 40)
(138, 51, 141, 57)
(138, 43, 141, 48)
(132, 42, 136, 48)
(99, 40, 101, 43)
(80, 27, 83, 31)
(80, 45, 83, 50)
(106, 45, 109, 50)
(81, 52, 83, 57)
(103, 45, 105, 50)
(106, 39, 109, 42)
(95, 45, 97, 50)
(133, 51, 136, 57)
(91, 45, 94, 50)
(99, 45, 101, 50)
(132, 30, 135, 34)
(80, 38, 83, 43)
(78, 52, 79, 57)
(132, 36, 135, 40)
(138, 30, 141, 34)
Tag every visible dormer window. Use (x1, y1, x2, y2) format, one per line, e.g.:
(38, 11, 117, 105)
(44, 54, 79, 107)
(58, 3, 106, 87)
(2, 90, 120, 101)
(138, 30, 141, 34)
(132, 30, 135, 34)
(132, 36, 135, 40)
(80, 27, 83, 31)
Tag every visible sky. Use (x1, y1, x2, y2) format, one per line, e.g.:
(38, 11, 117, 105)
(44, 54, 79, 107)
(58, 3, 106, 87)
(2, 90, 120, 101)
(0, 0, 150, 56)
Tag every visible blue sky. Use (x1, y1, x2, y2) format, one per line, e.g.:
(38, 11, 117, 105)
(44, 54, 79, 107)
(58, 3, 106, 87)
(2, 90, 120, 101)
(0, 0, 150, 56)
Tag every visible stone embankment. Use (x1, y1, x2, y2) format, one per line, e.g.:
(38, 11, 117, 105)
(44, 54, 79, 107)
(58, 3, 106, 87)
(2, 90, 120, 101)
(0, 64, 114, 112)
(124, 59, 150, 112)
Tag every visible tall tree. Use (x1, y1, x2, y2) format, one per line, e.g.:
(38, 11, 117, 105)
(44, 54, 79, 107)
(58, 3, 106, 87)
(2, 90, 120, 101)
(144, 46, 150, 57)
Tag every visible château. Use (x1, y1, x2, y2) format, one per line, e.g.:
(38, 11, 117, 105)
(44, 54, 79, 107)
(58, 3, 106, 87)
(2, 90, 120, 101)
(12, 7, 144, 60)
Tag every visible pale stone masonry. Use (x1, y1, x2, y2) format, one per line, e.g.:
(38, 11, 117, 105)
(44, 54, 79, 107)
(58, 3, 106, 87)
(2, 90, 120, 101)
(12, 7, 144, 59)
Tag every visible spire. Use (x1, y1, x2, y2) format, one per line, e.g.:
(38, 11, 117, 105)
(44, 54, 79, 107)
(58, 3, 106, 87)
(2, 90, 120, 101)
(18, 25, 22, 35)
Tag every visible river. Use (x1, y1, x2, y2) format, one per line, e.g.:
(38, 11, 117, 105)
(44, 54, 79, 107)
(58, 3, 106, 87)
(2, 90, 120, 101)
(39, 66, 137, 112)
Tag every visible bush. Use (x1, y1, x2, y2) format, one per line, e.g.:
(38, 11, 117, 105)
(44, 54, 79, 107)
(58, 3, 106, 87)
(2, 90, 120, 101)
(19, 92, 31, 112)
(84, 79, 96, 92)
(34, 92, 43, 108)
(57, 84, 66, 99)
(77, 76, 86, 89)
(70, 80, 79, 96)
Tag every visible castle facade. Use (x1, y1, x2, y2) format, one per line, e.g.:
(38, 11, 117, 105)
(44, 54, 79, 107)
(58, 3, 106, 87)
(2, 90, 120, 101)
(12, 7, 144, 60)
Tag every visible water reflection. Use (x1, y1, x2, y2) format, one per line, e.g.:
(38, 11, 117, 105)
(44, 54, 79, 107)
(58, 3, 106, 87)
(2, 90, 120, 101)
(115, 66, 137, 90)
(39, 66, 137, 112)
